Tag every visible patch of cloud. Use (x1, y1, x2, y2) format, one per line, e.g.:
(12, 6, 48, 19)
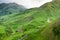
(0, 0, 52, 8)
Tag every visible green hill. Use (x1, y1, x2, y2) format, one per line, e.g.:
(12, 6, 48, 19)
(0, 0, 60, 40)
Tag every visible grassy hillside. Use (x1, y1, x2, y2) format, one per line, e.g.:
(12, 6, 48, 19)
(0, 0, 60, 40)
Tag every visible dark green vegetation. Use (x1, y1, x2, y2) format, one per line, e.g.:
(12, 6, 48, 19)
(0, 0, 60, 40)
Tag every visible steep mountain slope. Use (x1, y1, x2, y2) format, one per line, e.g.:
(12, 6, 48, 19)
(0, 3, 26, 16)
(0, 0, 60, 40)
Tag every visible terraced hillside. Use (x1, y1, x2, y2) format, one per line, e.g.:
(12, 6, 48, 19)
(0, 0, 60, 40)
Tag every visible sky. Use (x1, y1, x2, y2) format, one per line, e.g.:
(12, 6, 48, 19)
(0, 0, 52, 8)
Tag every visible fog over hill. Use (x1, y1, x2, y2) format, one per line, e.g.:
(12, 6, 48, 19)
(0, 0, 52, 8)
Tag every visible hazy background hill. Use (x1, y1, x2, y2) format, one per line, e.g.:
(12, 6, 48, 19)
(0, 3, 26, 16)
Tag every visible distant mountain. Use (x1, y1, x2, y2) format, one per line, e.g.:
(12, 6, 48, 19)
(0, 3, 26, 16)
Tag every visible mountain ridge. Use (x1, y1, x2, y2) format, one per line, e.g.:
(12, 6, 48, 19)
(0, 3, 26, 16)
